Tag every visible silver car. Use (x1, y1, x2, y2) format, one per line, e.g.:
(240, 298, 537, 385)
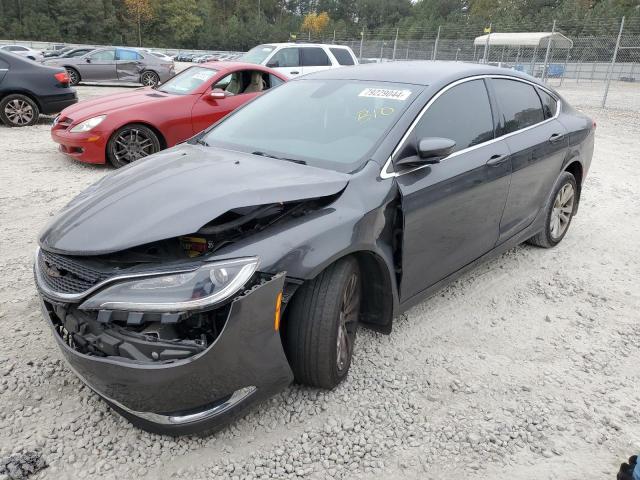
(43, 47, 175, 87)
(0, 45, 44, 62)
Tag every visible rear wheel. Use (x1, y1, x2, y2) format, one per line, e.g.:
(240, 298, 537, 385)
(106, 123, 161, 168)
(141, 70, 160, 87)
(0, 94, 39, 127)
(66, 67, 80, 86)
(527, 172, 577, 248)
(285, 257, 361, 389)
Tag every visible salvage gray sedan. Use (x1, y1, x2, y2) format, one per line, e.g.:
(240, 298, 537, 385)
(43, 47, 175, 87)
(34, 61, 594, 436)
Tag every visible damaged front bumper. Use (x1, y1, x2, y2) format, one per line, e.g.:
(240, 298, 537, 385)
(37, 268, 293, 435)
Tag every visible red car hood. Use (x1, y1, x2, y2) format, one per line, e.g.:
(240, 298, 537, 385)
(59, 88, 188, 121)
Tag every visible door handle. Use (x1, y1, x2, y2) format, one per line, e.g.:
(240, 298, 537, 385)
(549, 133, 565, 144)
(290, 71, 300, 75)
(486, 154, 509, 167)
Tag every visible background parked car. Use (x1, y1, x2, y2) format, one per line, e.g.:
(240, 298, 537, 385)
(0, 50, 77, 127)
(51, 62, 286, 167)
(0, 44, 44, 62)
(43, 45, 72, 58)
(44, 47, 175, 87)
(42, 47, 96, 61)
(239, 43, 357, 78)
(147, 51, 174, 62)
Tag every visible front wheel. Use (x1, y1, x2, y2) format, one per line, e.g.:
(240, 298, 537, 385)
(285, 257, 361, 389)
(0, 94, 39, 127)
(106, 124, 161, 168)
(527, 171, 578, 248)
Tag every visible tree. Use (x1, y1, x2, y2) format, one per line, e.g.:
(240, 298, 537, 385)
(301, 11, 330, 37)
(124, 0, 153, 46)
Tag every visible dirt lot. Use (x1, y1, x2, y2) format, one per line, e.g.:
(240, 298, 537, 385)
(0, 81, 639, 480)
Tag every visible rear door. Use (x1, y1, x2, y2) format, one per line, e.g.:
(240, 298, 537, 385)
(81, 49, 117, 81)
(488, 78, 568, 242)
(300, 47, 332, 74)
(396, 79, 512, 301)
(0, 57, 8, 83)
(116, 48, 143, 82)
(265, 47, 302, 78)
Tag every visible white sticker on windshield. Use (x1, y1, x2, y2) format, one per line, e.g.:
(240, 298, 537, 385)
(359, 88, 411, 101)
(193, 71, 215, 81)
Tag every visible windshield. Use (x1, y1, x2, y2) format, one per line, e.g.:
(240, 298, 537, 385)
(203, 79, 421, 172)
(238, 44, 276, 64)
(158, 66, 217, 94)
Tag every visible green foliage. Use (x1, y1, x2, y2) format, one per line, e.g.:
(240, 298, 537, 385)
(0, 0, 638, 49)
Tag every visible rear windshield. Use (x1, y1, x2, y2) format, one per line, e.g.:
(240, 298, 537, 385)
(203, 79, 421, 173)
(158, 66, 217, 94)
(238, 44, 276, 65)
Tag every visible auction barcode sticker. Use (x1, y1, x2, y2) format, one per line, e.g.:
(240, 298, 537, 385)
(359, 88, 412, 101)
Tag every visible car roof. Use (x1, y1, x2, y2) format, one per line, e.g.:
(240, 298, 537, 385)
(263, 42, 351, 49)
(301, 60, 542, 86)
(199, 61, 275, 72)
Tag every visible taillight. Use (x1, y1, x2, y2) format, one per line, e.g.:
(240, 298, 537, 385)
(54, 71, 69, 85)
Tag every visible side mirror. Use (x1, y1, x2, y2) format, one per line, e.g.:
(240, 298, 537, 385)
(266, 61, 279, 68)
(209, 88, 227, 100)
(85, 58, 91, 63)
(394, 137, 456, 168)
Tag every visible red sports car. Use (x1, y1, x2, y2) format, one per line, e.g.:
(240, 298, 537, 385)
(51, 62, 287, 167)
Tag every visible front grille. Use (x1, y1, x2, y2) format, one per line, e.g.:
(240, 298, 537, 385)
(37, 250, 111, 295)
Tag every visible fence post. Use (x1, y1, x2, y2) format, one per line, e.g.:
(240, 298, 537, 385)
(542, 20, 556, 82)
(560, 47, 571, 86)
(333, 30, 336, 42)
(359, 28, 364, 61)
(392, 28, 399, 60)
(432, 25, 441, 60)
(530, 47, 538, 76)
(602, 16, 625, 108)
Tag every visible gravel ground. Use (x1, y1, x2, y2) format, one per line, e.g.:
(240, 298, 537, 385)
(0, 82, 639, 480)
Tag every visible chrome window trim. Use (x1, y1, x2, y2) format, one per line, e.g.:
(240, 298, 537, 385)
(380, 74, 561, 179)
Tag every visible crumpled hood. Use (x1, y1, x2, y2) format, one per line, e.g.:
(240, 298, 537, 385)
(39, 144, 350, 255)
(59, 89, 175, 120)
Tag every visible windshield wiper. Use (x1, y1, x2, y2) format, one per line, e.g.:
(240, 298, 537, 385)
(252, 151, 306, 165)
(195, 138, 209, 146)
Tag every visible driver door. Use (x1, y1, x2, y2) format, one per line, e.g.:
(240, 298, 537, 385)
(396, 79, 512, 301)
(190, 70, 258, 134)
(265, 47, 302, 78)
(80, 49, 117, 82)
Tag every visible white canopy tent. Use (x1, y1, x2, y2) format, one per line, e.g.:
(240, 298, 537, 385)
(473, 32, 574, 49)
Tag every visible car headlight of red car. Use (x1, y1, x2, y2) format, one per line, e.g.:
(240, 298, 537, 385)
(70, 115, 106, 133)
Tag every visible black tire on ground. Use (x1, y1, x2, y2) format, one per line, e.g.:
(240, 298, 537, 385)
(141, 70, 160, 87)
(285, 257, 361, 389)
(66, 67, 80, 86)
(527, 171, 578, 248)
(0, 94, 39, 127)
(106, 123, 161, 168)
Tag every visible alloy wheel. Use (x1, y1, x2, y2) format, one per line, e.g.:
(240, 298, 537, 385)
(336, 273, 360, 372)
(141, 71, 159, 87)
(113, 128, 157, 164)
(550, 183, 575, 240)
(4, 98, 34, 126)
(66, 68, 79, 85)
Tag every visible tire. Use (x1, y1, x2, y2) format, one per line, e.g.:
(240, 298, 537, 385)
(0, 94, 39, 127)
(66, 67, 80, 86)
(141, 70, 160, 87)
(106, 123, 161, 168)
(527, 171, 578, 248)
(285, 257, 361, 389)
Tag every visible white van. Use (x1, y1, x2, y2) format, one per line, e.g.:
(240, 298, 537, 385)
(238, 43, 358, 78)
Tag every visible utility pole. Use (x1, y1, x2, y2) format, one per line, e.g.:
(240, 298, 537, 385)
(392, 28, 399, 60)
(541, 19, 556, 82)
(602, 16, 625, 108)
(359, 28, 364, 61)
(483, 23, 492, 63)
(432, 25, 441, 60)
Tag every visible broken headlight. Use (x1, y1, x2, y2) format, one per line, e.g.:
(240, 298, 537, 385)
(79, 257, 259, 312)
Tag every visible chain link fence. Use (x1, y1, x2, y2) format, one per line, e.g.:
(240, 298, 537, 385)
(299, 17, 640, 111)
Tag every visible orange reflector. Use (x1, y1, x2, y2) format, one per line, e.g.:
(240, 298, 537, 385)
(274, 292, 283, 331)
(86, 136, 101, 142)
